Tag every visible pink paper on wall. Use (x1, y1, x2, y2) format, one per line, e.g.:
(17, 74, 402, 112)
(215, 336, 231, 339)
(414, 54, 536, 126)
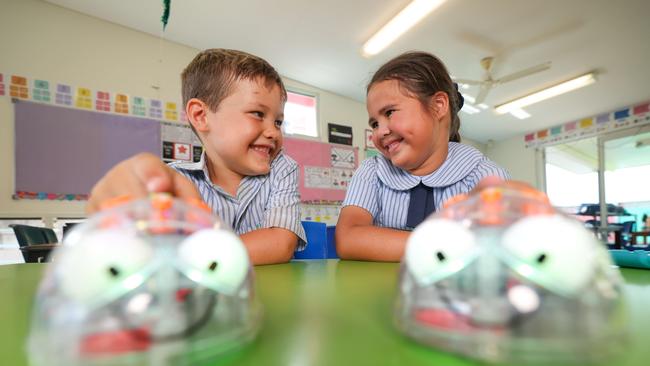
(283, 137, 358, 202)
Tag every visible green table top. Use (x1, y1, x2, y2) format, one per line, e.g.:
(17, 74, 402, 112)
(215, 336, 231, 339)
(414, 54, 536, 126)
(2, 261, 650, 365)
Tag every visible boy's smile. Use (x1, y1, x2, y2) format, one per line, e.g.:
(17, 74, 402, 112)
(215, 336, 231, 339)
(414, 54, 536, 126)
(190, 77, 284, 195)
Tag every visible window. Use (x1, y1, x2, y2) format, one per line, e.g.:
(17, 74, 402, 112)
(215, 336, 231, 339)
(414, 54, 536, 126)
(545, 137, 598, 208)
(544, 126, 650, 236)
(283, 91, 318, 137)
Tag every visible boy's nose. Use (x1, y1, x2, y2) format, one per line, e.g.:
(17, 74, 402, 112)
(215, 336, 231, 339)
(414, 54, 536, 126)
(263, 123, 281, 139)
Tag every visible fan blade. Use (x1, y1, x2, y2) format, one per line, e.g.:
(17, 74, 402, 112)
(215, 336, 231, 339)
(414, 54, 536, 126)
(496, 62, 551, 84)
(453, 78, 483, 86)
(474, 84, 491, 105)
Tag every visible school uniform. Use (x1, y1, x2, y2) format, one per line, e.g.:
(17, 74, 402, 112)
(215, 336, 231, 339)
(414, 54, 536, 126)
(343, 142, 510, 230)
(170, 151, 307, 249)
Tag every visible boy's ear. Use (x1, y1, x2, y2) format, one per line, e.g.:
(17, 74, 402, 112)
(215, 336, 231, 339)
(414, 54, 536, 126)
(429, 91, 450, 122)
(186, 98, 210, 132)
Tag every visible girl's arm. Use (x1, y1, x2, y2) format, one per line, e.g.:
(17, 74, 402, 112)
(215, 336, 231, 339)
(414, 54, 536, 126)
(335, 205, 410, 262)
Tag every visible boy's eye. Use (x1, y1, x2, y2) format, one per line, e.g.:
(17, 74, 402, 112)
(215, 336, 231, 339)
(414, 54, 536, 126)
(274, 119, 283, 128)
(385, 109, 395, 118)
(369, 121, 379, 129)
(251, 111, 264, 119)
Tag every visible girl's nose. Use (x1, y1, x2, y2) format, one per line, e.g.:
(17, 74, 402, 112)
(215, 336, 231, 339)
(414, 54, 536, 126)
(376, 121, 391, 136)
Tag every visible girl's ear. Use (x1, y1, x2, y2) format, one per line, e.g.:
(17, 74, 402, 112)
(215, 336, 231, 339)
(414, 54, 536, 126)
(187, 98, 210, 132)
(429, 91, 450, 122)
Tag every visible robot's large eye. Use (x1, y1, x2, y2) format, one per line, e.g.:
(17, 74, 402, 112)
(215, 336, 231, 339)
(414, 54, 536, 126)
(178, 229, 249, 295)
(405, 219, 478, 286)
(59, 231, 153, 304)
(501, 215, 597, 295)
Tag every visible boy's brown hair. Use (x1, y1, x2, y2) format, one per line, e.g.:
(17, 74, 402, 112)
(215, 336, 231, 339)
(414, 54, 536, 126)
(368, 51, 462, 143)
(181, 48, 287, 118)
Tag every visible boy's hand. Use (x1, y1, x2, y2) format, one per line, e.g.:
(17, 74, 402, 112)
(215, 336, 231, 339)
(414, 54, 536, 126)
(86, 153, 201, 214)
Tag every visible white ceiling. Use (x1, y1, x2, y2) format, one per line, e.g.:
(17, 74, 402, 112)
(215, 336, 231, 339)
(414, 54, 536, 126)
(45, 0, 650, 143)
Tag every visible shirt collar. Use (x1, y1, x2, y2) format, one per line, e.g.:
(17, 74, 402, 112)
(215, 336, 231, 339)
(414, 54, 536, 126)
(376, 142, 483, 191)
(170, 151, 211, 178)
(175, 150, 284, 180)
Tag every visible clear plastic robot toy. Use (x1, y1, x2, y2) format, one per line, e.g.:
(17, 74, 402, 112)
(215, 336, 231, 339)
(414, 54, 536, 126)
(396, 183, 627, 364)
(28, 194, 261, 366)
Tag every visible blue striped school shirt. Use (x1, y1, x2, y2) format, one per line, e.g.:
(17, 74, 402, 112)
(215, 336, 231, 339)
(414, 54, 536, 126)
(343, 142, 511, 230)
(169, 152, 306, 249)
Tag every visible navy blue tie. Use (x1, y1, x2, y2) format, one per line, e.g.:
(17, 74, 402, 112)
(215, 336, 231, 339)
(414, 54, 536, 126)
(406, 182, 435, 229)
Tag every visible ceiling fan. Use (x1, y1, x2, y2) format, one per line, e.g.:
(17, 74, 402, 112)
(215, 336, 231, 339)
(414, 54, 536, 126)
(454, 56, 551, 105)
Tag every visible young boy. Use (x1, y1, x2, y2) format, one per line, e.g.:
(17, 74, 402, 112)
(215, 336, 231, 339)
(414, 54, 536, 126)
(87, 49, 306, 265)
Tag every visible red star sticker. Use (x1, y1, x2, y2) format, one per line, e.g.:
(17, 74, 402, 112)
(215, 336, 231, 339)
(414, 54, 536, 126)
(177, 145, 187, 154)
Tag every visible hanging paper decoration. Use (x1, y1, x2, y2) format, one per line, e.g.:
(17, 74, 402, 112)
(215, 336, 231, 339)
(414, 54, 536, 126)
(13, 191, 88, 201)
(525, 101, 650, 148)
(75, 87, 92, 109)
(95, 91, 111, 111)
(10, 75, 29, 99)
(55, 84, 73, 106)
(33, 80, 51, 102)
(132, 96, 146, 116)
(149, 99, 163, 118)
(161, 0, 171, 30)
(164, 101, 178, 121)
(0, 71, 191, 121)
(115, 94, 129, 114)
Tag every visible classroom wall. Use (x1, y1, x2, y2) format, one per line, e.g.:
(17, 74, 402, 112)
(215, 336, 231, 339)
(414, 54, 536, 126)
(485, 134, 539, 188)
(0, 0, 370, 218)
(0, 0, 494, 219)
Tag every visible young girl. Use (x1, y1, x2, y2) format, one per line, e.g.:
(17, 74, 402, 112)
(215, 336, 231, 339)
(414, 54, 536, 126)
(336, 51, 510, 261)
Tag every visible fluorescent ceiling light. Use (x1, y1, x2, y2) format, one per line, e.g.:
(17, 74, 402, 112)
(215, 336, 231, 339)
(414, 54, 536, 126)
(495, 72, 597, 114)
(509, 108, 531, 119)
(461, 103, 480, 114)
(478, 103, 488, 110)
(462, 93, 475, 104)
(362, 0, 447, 57)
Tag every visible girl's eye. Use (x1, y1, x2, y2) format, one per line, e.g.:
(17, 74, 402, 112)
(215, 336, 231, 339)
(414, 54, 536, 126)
(251, 111, 264, 119)
(385, 109, 394, 118)
(370, 121, 379, 129)
(274, 119, 283, 128)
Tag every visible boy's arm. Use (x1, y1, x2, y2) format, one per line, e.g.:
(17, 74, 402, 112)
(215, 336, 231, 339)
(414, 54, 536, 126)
(240, 228, 298, 265)
(335, 206, 410, 262)
(87, 153, 201, 214)
(242, 156, 303, 265)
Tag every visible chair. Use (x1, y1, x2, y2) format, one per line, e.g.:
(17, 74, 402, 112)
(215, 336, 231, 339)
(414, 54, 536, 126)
(618, 221, 636, 247)
(10, 225, 58, 263)
(293, 222, 338, 260)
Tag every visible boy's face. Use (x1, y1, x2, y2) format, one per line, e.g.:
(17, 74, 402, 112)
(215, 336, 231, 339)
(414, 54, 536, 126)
(367, 80, 449, 175)
(201, 78, 284, 177)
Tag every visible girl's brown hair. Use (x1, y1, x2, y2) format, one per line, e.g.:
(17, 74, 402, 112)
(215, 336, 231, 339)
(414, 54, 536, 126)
(367, 51, 462, 142)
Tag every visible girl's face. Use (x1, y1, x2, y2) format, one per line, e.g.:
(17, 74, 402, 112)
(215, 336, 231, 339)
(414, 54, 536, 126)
(367, 80, 450, 176)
